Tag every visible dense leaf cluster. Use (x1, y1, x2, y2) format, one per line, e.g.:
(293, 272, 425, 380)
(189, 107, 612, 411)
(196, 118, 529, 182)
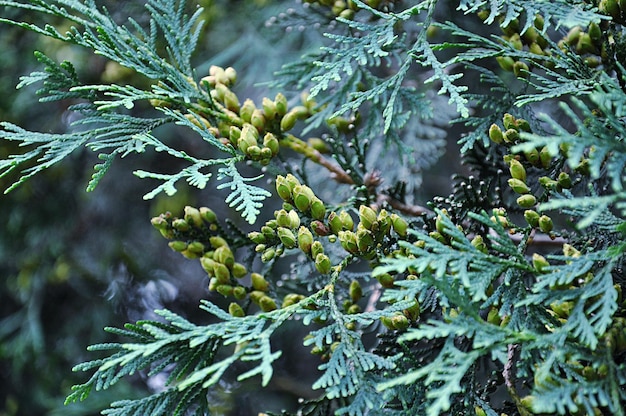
(1, 0, 625, 415)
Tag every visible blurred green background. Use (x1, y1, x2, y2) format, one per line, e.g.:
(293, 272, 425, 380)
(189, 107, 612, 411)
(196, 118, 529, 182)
(0, 1, 464, 414)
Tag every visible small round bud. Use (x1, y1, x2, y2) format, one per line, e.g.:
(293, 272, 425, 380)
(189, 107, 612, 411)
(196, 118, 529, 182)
(509, 159, 527, 182)
(508, 178, 531, 194)
(251, 273, 270, 292)
(538, 215, 553, 233)
(229, 302, 245, 317)
(517, 194, 537, 208)
(315, 253, 332, 274)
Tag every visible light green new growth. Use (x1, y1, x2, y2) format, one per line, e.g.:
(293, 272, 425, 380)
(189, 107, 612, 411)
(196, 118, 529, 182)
(1, 0, 626, 415)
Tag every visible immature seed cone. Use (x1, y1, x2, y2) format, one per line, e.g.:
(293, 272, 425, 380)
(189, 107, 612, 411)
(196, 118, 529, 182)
(274, 92, 288, 116)
(509, 159, 527, 182)
(297, 226, 314, 254)
(311, 240, 325, 259)
(251, 273, 270, 292)
(200, 207, 218, 223)
(358, 205, 378, 230)
(538, 215, 553, 233)
(277, 227, 297, 249)
(349, 280, 362, 302)
(524, 210, 540, 227)
(315, 253, 331, 274)
(508, 178, 530, 194)
(259, 296, 277, 312)
(488, 123, 504, 144)
(275, 175, 292, 201)
(390, 213, 408, 237)
(229, 302, 245, 317)
(310, 198, 326, 220)
(517, 194, 537, 208)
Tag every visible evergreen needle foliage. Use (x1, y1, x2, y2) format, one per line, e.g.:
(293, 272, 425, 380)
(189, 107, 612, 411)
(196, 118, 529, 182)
(1, 0, 626, 415)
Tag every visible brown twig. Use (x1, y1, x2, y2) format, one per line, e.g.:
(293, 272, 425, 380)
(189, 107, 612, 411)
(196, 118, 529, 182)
(504, 344, 533, 416)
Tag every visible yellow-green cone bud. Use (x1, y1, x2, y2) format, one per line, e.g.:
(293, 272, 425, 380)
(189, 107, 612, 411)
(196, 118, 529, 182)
(223, 90, 240, 112)
(381, 316, 395, 330)
(262, 97, 277, 120)
(435, 209, 449, 234)
(359, 205, 378, 230)
(315, 253, 332, 274)
(376, 273, 395, 288)
(470, 235, 488, 253)
(524, 210, 540, 227)
(280, 110, 298, 132)
(391, 213, 409, 237)
(349, 280, 363, 302)
(310, 198, 326, 220)
(274, 92, 288, 116)
(297, 226, 314, 254)
(248, 231, 266, 244)
(214, 245, 234, 268)
(496, 56, 515, 72)
(275, 175, 292, 201)
(517, 194, 537, 208)
(557, 171, 572, 189)
(588, 22, 602, 43)
(275, 209, 291, 228)
(338, 230, 359, 254)
(503, 128, 519, 143)
(209, 236, 229, 249)
(282, 293, 305, 308)
(232, 262, 247, 278)
(200, 207, 218, 223)
(538, 215, 553, 233)
(356, 228, 374, 253)
(277, 227, 297, 249)
(339, 210, 354, 231)
(168, 240, 188, 252)
(391, 314, 409, 330)
(524, 147, 540, 165)
(187, 241, 205, 254)
(539, 146, 552, 168)
(233, 285, 247, 300)
(311, 240, 324, 259)
(200, 257, 217, 275)
(214, 263, 231, 284)
(532, 253, 550, 273)
(488, 123, 504, 144)
(239, 99, 256, 123)
(183, 206, 203, 227)
(288, 210, 301, 229)
(261, 247, 276, 262)
(250, 109, 265, 132)
(263, 133, 280, 156)
(251, 273, 269, 292)
(238, 123, 258, 153)
(539, 176, 559, 190)
(509, 159, 527, 182)
(172, 218, 190, 232)
(151, 216, 169, 231)
(328, 212, 342, 234)
(216, 284, 233, 297)
(563, 243, 581, 258)
(508, 178, 531, 194)
(229, 302, 245, 317)
(404, 300, 420, 322)
(293, 185, 312, 212)
(259, 296, 277, 312)
(502, 113, 517, 130)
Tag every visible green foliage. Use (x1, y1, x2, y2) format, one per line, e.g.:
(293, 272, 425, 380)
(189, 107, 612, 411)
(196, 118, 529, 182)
(2, 0, 626, 415)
